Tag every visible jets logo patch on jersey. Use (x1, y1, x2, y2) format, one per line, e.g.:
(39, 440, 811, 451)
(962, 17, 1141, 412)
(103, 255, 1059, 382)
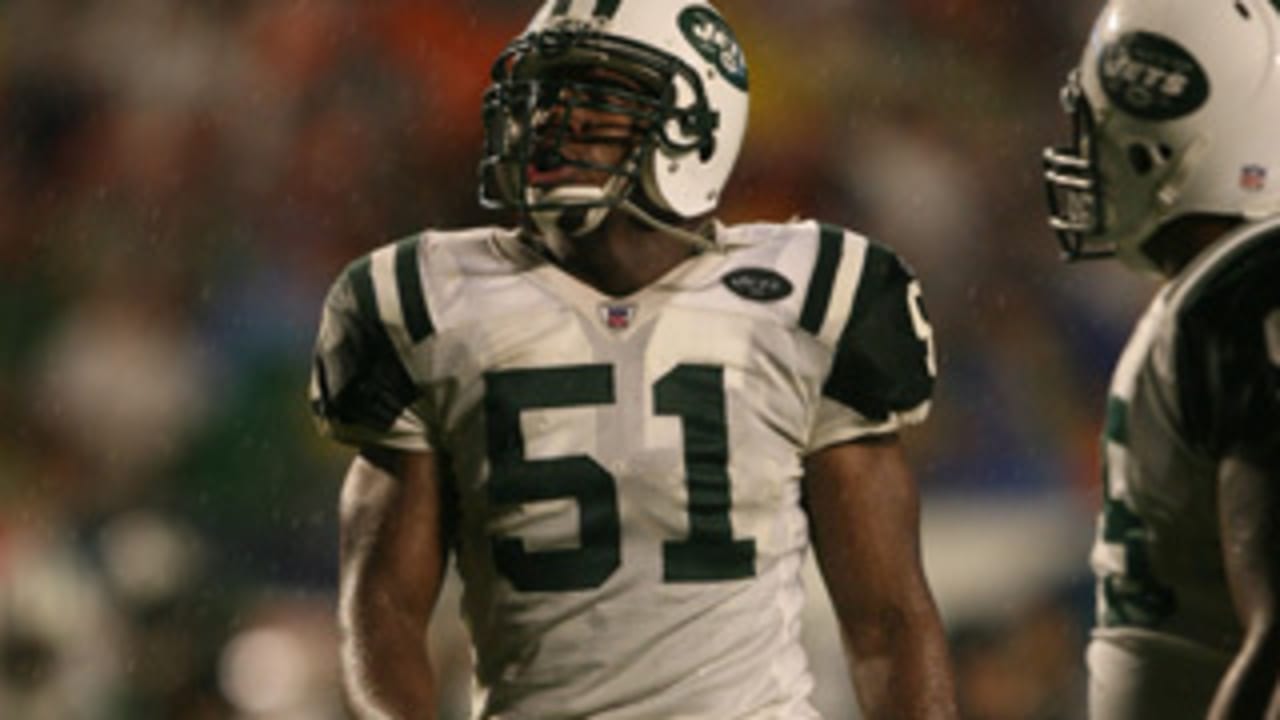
(722, 267, 793, 302)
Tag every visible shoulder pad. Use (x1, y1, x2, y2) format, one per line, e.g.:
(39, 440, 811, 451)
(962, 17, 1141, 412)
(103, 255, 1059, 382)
(802, 225, 936, 421)
(310, 235, 433, 433)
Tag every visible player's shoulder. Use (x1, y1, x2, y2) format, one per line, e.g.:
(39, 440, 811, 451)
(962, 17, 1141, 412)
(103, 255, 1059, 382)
(322, 225, 516, 343)
(328, 224, 517, 285)
(715, 218, 924, 346)
(1169, 217, 1280, 322)
(721, 217, 867, 254)
(1158, 218, 1280, 452)
(720, 219, 936, 422)
(721, 215, 921, 288)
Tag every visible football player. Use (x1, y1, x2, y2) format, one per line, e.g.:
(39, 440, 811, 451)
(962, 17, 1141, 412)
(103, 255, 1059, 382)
(1043, 1, 1280, 717)
(310, 0, 958, 717)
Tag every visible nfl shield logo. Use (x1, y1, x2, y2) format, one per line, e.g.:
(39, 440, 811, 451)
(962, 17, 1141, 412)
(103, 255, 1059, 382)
(600, 303, 636, 330)
(1241, 164, 1267, 192)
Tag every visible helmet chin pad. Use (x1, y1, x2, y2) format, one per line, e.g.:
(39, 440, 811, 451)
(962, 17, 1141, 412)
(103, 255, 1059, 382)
(528, 179, 627, 255)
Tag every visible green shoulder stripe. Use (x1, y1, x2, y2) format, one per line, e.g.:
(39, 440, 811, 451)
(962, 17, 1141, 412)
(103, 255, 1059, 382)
(348, 255, 381, 330)
(321, 254, 420, 431)
(1104, 396, 1128, 446)
(799, 224, 844, 335)
(395, 236, 434, 343)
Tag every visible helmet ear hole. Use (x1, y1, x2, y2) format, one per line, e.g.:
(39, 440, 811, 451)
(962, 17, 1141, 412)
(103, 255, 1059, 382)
(1126, 142, 1175, 176)
(1127, 143, 1156, 176)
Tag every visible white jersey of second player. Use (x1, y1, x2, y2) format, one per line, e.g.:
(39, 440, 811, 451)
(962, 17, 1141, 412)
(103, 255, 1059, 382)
(1088, 218, 1280, 718)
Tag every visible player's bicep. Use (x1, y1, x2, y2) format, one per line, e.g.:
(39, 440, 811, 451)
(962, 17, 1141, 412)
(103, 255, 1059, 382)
(1218, 447, 1280, 631)
(803, 436, 931, 638)
(1212, 447, 1280, 720)
(804, 437, 958, 717)
(339, 448, 447, 717)
(340, 448, 448, 615)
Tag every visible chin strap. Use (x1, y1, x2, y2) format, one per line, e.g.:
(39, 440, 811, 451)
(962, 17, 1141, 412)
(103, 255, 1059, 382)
(618, 198, 717, 253)
(527, 193, 718, 259)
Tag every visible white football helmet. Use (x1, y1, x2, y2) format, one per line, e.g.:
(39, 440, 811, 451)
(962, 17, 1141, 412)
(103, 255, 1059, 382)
(1043, 0, 1280, 271)
(479, 0, 749, 252)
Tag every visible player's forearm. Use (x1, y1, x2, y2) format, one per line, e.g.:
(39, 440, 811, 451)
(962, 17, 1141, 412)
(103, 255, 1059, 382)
(341, 592, 439, 719)
(337, 451, 447, 718)
(845, 606, 959, 720)
(1212, 452, 1280, 720)
(1207, 625, 1280, 720)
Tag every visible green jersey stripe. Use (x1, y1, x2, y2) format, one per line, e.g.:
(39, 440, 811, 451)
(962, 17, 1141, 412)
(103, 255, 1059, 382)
(328, 255, 420, 431)
(1104, 396, 1129, 445)
(843, 244, 895, 343)
(348, 256, 381, 329)
(799, 224, 844, 335)
(395, 236, 434, 343)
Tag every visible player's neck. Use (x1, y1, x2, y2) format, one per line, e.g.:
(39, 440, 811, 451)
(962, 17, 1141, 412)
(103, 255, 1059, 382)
(1145, 215, 1242, 278)
(555, 212, 698, 297)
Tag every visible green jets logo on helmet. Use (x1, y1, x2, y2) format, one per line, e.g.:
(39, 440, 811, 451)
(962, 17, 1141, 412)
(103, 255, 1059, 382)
(678, 7, 748, 91)
(1098, 32, 1209, 121)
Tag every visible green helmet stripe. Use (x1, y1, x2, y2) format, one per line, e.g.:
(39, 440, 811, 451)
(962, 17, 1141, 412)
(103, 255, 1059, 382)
(593, 0, 621, 18)
(551, 0, 621, 19)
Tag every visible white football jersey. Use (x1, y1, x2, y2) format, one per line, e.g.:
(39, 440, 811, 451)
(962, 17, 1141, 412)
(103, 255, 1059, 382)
(310, 220, 936, 719)
(1088, 218, 1280, 717)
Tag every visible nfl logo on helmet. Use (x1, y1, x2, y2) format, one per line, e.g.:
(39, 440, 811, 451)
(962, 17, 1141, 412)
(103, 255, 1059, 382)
(1240, 164, 1267, 192)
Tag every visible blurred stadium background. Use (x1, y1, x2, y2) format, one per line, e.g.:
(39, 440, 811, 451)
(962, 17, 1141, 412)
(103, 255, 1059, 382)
(0, 1, 1153, 718)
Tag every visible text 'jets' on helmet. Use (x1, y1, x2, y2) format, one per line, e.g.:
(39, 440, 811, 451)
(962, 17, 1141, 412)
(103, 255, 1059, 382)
(1043, 0, 1280, 271)
(479, 0, 749, 251)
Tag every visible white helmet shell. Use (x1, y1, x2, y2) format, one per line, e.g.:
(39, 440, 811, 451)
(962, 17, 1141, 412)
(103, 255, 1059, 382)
(485, 0, 748, 225)
(1045, 0, 1280, 271)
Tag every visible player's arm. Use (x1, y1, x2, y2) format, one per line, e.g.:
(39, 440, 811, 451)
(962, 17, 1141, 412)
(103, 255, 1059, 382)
(339, 446, 449, 720)
(1208, 441, 1280, 720)
(803, 434, 959, 720)
(1173, 264, 1280, 719)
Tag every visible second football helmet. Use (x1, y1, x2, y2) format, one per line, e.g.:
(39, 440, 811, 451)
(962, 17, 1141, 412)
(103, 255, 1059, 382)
(479, 0, 749, 251)
(1043, 0, 1280, 271)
